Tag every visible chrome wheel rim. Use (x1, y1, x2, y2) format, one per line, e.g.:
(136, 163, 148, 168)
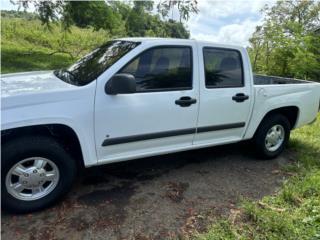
(5, 157, 60, 201)
(265, 124, 285, 152)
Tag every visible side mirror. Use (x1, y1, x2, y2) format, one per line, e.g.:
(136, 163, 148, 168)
(105, 73, 136, 95)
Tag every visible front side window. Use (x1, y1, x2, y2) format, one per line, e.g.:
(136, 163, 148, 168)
(54, 40, 140, 86)
(203, 48, 243, 88)
(119, 46, 192, 92)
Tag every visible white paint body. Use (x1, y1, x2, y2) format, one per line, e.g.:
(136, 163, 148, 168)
(2, 38, 320, 167)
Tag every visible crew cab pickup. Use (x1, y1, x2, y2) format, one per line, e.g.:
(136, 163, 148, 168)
(2, 38, 320, 213)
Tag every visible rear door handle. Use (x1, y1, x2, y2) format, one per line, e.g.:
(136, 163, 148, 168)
(175, 96, 197, 107)
(232, 93, 249, 102)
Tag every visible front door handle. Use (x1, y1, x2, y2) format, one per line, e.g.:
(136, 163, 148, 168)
(175, 96, 197, 107)
(232, 93, 249, 102)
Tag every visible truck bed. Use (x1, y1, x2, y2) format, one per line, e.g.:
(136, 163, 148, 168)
(254, 74, 311, 85)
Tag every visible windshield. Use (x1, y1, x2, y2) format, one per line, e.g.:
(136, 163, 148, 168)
(54, 40, 140, 86)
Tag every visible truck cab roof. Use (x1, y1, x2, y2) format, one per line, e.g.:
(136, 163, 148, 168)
(117, 37, 245, 50)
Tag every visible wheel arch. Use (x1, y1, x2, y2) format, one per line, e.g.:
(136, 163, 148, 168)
(253, 106, 299, 137)
(1, 124, 85, 169)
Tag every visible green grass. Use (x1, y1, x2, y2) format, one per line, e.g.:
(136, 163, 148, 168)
(1, 17, 109, 73)
(1, 47, 73, 73)
(196, 115, 320, 240)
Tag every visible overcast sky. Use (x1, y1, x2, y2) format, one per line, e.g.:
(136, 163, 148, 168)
(186, 0, 277, 46)
(1, 0, 277, 46)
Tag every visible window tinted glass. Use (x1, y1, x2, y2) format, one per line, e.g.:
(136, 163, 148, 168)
(119, 47, 192, 92)
(54, 41, 140, 86)
(203, 48, 243, 88)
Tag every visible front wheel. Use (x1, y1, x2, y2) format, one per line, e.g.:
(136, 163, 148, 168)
(253, 114, 291, 159)
(1, 135, 76, 213)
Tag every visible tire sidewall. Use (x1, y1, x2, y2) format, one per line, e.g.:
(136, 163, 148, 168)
(254, 114, 291, 159)
(1, 135, 76, 213)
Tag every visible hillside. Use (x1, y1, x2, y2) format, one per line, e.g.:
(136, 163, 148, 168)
(1, 17, 109, 73)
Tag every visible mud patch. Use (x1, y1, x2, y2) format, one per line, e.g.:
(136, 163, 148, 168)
(69, 216, 90, 231)
(82, 174, 109, 185)
(197, 170, 210, 175)
(136, 172, 164, 181)
(165, 182, 189, 203)
(108, 170, 140, 180)
(77, 182, 136, 206)
(77, 182, 137, 228)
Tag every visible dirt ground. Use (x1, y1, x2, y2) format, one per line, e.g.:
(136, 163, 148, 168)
(1, 143, 295, 240)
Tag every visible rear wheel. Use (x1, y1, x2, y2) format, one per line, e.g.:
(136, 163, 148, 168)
(1, 135, 76, 213)
(253, 114, 290, 159)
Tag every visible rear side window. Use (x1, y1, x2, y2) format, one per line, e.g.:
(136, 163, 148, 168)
(203, 48, 243, 88)
(119, 46, 192, 92)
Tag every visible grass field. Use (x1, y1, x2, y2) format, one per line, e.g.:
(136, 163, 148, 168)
(196, 116, 320, 240)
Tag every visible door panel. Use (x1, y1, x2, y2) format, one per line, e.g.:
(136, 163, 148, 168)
(194, 45, 253, 145)
(94, 43, 199, 163)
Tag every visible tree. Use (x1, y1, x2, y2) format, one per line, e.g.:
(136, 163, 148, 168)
(164, 19, 189, 38)
(11, 0, 196, 39)
(64, 1, 123, 33)
(248, 0, 320, 81)
(157, 0, 199, 22)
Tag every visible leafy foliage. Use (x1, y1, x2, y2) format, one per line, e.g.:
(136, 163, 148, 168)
(11, 0, 194, 38)
(248, 0, 320, 81)
(63, 1, 125, 33)
(157, 0, 199, 22)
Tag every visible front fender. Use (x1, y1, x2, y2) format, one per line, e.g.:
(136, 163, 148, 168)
(1, 83, 98, 167)
(1, 117, 97, 167)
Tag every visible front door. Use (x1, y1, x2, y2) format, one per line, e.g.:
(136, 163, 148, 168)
(95, 43, 199, 163)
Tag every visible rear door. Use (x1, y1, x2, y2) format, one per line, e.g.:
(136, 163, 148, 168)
(194, 44, 253, 146)
(94, 41, 200, 163)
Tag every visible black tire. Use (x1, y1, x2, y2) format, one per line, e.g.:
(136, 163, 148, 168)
(253, 114, 291, 159)
(1, 135, 76, 213)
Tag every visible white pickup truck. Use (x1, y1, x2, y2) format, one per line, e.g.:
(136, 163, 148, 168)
(2, 38, 320, 213)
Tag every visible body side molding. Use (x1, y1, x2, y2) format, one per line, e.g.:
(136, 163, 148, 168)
(102, 122, 245, 146)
